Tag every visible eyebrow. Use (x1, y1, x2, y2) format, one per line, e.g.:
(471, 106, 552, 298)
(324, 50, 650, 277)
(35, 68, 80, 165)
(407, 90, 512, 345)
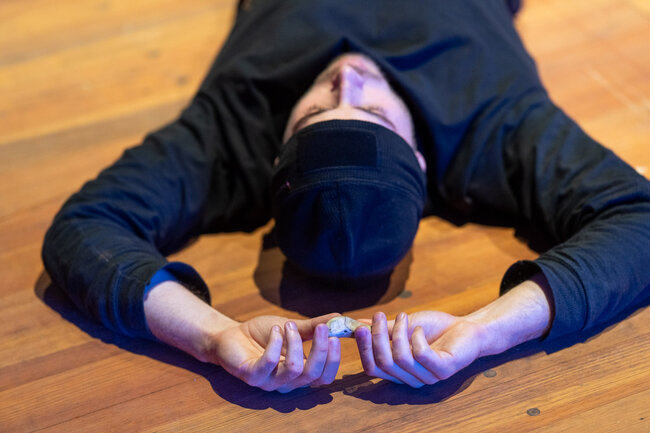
(293, 106, 397, 134)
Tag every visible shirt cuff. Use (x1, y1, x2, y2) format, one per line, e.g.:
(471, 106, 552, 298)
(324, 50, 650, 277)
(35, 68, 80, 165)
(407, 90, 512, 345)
(144, 267, 179, 295)
(141, 261, 211, 340)
(500, 258, 588, 341)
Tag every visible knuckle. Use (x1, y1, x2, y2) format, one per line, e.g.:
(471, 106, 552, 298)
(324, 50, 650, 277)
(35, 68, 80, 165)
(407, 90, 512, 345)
(234, 366, 249, 379)
(261, 357, 277, 370)
(242, 373, 259, 387)
(375, 355, 392, 370)
(285, 361, 303, 378)
(412, 345, 429, 362)
(365, 365, 379, 376)
(392, 353, 408, 367)
(303, 370, 320, 382)
(437, 368, 454, 380)
(245, 377, 258, 387)
(318, 376, 335, 385)
(423, 377, 438, 386)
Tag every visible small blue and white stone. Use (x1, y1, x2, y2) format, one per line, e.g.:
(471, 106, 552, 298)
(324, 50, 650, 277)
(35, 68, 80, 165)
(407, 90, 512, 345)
(327, 316, 370, 338)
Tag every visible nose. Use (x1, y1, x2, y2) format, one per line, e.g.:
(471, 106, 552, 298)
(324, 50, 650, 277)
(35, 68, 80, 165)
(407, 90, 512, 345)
(333, 64, 364, 105)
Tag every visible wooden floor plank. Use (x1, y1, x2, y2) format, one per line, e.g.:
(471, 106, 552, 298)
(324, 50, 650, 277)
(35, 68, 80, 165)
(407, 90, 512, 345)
(0, 0, 232, 67)
(532, 388, 650, 433)
(0, 3, 233, 147)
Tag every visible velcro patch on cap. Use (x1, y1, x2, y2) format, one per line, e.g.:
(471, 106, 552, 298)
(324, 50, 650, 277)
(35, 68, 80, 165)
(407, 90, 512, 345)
(297, 128, 378, 173)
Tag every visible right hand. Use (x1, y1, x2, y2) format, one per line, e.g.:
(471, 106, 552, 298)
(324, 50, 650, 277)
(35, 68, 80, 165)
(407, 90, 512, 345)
(354, 311, 485, 387)
(207, 314, 342, 393)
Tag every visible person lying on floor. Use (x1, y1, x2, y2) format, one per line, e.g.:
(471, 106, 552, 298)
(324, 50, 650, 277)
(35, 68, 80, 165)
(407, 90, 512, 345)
(43, 0, 650, 392)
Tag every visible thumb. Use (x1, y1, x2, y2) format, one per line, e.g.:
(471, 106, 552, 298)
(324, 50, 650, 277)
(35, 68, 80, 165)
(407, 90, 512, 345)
(294, 313, 340, 339)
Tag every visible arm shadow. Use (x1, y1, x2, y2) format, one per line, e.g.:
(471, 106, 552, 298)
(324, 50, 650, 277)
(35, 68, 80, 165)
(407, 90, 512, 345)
(34, 203, 650, 411)
(32, 268, 486, 409)
(336, 294, 650, 406)
(34, 270, 340, 412)
(33, 269, 649, 409)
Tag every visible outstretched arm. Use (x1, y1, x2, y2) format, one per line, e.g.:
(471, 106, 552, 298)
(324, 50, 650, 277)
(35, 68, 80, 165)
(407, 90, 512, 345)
(443, 99, 650, 341)
(355, 274, 551, 387)
(144, 281, 341, 392)
(42, 87, 276, 339)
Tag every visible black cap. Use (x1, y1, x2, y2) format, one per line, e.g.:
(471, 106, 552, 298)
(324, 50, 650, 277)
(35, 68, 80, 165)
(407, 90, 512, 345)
(272, 119, 427, 280)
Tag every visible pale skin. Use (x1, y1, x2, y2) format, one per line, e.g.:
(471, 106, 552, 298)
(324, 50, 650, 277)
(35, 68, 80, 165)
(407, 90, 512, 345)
(144, 53, 553, 392)
(144, 281, 341, 393)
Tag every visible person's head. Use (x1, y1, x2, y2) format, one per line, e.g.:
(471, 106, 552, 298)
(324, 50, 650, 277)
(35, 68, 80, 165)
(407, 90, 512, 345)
(283, 53, 426, 172)
(272, 53, 427, 281)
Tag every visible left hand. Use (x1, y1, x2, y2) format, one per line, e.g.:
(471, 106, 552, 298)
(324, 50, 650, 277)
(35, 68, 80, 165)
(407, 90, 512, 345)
(210, 313, 341, 393)
(354, 311, 487, 387)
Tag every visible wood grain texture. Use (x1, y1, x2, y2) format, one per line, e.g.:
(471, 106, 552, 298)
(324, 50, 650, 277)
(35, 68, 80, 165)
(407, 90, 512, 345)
(0, 0, 648, 432)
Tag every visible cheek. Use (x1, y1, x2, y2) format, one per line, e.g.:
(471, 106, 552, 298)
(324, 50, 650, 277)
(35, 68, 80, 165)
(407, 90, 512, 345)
(388, 103, 415, 145)
(284, 99, 310, 141)
(395, 94, 415, 136)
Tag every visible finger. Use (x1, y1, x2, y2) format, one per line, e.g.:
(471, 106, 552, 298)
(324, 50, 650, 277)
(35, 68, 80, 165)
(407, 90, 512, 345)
(294, 313, 340, 339)
(311, 312, 341, 325)
(429, 325, 481, 378)
(391, 313, 411, 355)
(355, 325, 403, 384)
(357, 317, 395, 334)
(385, 319, 396, 336)
(371, 312, 424, 388)
(274, 321, 305, 384)
(284, 323, 330, 389)
(311, 335, 341, 386)
(412, 326, 453, 380)
(393, 321, 439, 385)
(248, 325, 283, 388)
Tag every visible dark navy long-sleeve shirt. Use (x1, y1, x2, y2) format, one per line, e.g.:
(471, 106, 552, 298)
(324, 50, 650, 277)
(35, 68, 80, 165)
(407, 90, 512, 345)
(42, 0, 650, 340)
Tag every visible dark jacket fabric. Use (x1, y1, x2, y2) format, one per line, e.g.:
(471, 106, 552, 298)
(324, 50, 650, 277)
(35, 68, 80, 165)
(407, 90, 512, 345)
(42, 0, 650, 340)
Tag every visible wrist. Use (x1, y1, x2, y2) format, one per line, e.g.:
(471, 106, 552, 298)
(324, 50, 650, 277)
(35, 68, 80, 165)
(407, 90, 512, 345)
(143, 280, 239, 363)
(196, 310, 240, 364)
(464, 309, 511, 357)
(465, 275, 553, 356)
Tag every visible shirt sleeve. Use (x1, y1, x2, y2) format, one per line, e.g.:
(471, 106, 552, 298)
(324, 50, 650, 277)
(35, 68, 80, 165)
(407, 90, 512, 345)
(41, 93, 251, 339)
(445, 98, 650, 340)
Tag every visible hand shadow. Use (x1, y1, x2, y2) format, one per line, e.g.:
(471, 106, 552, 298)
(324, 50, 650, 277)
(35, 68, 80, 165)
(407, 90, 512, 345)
(35, 214, 650, 412)
(34, 271, 335, 412)
(34, 270, 649, 410)
(332, 293, 650, 407)
(34, 268, 476, 410)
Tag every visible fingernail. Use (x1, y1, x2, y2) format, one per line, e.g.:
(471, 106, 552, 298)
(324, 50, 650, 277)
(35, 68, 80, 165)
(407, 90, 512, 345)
(397, 312, 406, 321)
(287, 321, 297, 331)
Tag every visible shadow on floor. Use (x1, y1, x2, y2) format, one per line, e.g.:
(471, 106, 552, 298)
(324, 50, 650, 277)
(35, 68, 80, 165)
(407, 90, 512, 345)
(34, 264, 650, 411)
(253, 227, 413, 316)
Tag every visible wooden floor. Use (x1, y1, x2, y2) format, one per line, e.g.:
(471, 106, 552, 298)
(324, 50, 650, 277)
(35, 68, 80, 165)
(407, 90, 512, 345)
(1, 0, 649, 431)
